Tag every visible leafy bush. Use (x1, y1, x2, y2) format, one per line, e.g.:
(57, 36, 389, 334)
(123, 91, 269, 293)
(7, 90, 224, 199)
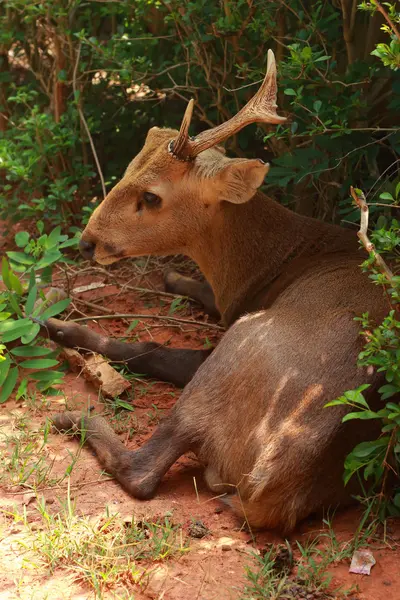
(0, 226, 78, 402)
(1, 0, 399, 226)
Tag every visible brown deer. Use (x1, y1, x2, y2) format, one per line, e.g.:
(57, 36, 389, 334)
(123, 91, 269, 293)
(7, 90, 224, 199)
(47, 51, 386, 532)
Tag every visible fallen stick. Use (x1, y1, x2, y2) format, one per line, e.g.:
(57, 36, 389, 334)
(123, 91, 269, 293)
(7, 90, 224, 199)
(71, 312, 223, 330)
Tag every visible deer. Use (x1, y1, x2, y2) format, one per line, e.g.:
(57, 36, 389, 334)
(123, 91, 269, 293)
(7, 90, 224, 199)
(45, 50, 387, 533)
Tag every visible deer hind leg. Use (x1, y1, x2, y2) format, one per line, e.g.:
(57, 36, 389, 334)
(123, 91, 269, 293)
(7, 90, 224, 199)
(164, 270, 220, 319)
(52, 410, 189, 499)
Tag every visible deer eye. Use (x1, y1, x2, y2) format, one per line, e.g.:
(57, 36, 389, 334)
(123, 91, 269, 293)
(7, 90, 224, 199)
(143, 191, 162, 208)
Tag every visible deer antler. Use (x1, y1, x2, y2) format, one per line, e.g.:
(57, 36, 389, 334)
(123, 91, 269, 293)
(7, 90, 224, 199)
(169, 49, 286, 161)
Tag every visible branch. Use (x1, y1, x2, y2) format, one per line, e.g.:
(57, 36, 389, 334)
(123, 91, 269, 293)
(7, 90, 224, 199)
(73, 43, 106, 199)
(350, 186, 394, 281)
(374, 0, 400, 41)
(71, 313, 224, 330)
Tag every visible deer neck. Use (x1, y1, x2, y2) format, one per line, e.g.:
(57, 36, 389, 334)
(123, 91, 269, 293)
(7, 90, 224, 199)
(188, 192, 356, 325)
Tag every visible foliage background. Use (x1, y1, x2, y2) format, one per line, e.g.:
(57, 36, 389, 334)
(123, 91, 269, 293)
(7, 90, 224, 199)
(0, 0, 399, 228)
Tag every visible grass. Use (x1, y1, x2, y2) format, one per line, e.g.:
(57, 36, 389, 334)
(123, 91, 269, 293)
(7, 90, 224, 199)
(240, 517, 380, 600)
(2, 482, 188, 598)
(0, 412, 63, 490)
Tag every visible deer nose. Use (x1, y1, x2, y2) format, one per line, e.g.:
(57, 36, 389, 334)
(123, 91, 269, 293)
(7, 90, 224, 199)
(79, 239, 95, 260)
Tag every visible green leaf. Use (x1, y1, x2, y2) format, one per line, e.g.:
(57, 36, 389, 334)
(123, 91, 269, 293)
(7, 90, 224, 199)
(126, 319, 139, 333)
(284, 88, 297, 96)
(379, 192, 394, 201)
(16, 378, 28, 400)
(351, 438, 389, 458)
(113, 399, 135, 411)
(8, 293, 23, 317)
(19, 358, 59, 369)
(0, 320, 34, 343)
(0, 318, 31, 333)
(25, 284, 38, 316)
(0, 355, 11, 387)
(36, 251, 62, 270)
(58, 238, 79, 249)
(0, 367, 18, 403)
(21, 322, 41, 344)
(313, 100, 322, 113)
(342, 410, 380, 422)
(1, 257, 11, 288)
(46, 226, 62, 248)
(6, 251, 36, 265)
(378, 384, 399, 400)
(11, 345, 53, 357)
(30, 370, 64, 381)
(15, 231, 30, 248)
(9, 271, 24, 295)
(39, 298, 71, 320)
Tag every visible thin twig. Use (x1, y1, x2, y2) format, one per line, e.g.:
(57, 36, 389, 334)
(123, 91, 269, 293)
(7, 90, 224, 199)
(73, 42, 106, 198)
(71, 313, 224, 330)
(374, 0, 400, 41)
(350, 186, 394, 281)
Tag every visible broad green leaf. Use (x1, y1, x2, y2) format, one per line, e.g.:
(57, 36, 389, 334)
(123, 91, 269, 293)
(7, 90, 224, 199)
(378, 384, 399, 400)
(0, 317, 31, 333)
(0, 320, 33, 343)
(19, 358, 59, 369)
(7, 251, 35, 265)
(30, 370, 64, 381)
(0, 355, 11, 387)
(0, 367, 18, 403)
(15, 231, 30, 248)
(351, 438, 389, 458)
(379, 192, 394, 201)
(21, 322, 41, 344)
(8, 270, 24, 295)
(25, 284, 38, 316)
(46, 226, 62, 248)
(36, 251, 62, 270)
(39, 298, 71, 320)
(8, 293, 23, 317)
(313, 100, 322, 113)
(284, 88, 297, 96)
(342, 410, 380, 422)
(1, 257, 11, 288)
(11, 345, 53, 357)
(58, 238, 79, 249)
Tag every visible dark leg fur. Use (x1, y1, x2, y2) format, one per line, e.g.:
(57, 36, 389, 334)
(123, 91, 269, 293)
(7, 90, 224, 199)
(52, 411, 188, 499)
(164, 270, 220, 319)
(42, 318, 212, 387)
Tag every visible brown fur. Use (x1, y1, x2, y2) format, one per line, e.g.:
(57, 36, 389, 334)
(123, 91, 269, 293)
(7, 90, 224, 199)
(53, 125, 387, 533)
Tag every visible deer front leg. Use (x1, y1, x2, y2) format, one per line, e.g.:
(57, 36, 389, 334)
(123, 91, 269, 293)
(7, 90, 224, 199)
(52, 410, 189, 499)
(41, 318, 212, 387)
(164, 271, 220, 319)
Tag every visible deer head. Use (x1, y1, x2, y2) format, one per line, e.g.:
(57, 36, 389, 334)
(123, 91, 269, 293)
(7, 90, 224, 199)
(79, 50, 286, 265)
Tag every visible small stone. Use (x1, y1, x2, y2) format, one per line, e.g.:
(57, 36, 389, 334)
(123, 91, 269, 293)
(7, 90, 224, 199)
(188, 520, 209, 539)
(221, 544, 232, 552)
(383, 580, 392, 586)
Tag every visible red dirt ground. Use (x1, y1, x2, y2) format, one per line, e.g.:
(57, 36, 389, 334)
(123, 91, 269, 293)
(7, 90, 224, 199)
(0, 223, 399, 599)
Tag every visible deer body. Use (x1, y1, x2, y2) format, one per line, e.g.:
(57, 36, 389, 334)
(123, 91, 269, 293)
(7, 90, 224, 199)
(50, 52, 386, 532)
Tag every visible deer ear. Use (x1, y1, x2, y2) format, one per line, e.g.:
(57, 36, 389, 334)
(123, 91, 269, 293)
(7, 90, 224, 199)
(216, 158, 270, 204)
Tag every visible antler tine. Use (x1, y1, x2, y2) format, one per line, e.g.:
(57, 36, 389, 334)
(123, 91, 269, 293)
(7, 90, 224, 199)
(170, 50, 286, 161)
(169, 98, 194, 160)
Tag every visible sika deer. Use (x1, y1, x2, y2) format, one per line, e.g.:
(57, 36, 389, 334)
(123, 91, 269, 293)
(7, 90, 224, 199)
(48, 51, 386, 532)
